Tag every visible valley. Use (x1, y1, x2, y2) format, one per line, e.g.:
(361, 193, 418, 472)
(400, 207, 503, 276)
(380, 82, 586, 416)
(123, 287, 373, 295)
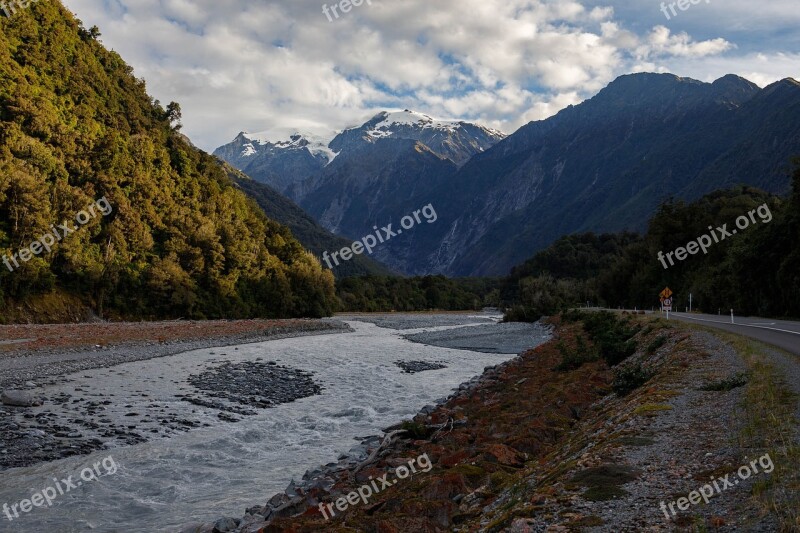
(1, 1, 798, 532)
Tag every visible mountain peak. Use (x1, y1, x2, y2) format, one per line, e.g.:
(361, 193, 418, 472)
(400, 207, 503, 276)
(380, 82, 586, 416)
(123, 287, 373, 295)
(757, 77, 800, 100)
(229, 128, 339, 163)
(710, 74, 761, 103)
(365, 109, 462, 133)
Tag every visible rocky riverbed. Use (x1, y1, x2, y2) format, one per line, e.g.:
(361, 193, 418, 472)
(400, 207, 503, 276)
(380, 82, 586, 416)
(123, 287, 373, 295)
(0, 320, 349, 470)
(0, 314, 551, 532)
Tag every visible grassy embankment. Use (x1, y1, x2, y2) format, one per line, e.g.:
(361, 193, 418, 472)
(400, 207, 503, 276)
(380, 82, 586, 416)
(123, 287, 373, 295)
(262, 312, 796, 531)
(689, 326, 799, 530)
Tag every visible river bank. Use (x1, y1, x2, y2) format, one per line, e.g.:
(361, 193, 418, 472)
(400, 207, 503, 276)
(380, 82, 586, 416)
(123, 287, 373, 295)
(0, 313, 551, 532)
(201, 313, 796, 532)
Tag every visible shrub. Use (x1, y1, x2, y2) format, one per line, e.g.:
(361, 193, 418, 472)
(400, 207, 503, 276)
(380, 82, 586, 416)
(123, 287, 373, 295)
(701, 372, 749, 391)
(559, 311, 640, 366)
(556, 335, 599, 371)
(646, 335, 668, 354)
(612, 362, 656, 396)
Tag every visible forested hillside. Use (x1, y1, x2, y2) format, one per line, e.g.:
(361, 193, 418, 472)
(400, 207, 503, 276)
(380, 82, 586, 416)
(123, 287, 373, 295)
(0, 1, 335, 322)
(336, 275, 501, 312)
(505, 164, 800, 321)
(226, 166, 394, 279)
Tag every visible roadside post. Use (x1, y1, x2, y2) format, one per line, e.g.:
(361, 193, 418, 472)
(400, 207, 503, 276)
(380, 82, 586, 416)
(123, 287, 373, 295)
(659, 287, 673, 319)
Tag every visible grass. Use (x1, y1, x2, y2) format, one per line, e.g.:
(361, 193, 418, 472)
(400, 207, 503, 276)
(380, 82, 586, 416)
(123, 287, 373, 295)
(646, 334, 668, 354)
(633, 403, 673, 416)
(569, 464, 640, 502)
(701, 372, 749, 391)
(688, 326, 799, 530)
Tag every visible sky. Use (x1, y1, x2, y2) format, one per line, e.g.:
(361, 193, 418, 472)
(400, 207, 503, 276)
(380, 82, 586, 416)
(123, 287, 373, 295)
(61, 0, 800, 151)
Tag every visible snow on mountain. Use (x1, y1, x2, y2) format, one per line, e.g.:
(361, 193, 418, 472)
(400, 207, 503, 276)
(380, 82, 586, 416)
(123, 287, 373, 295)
(240, 128, 340, 163)
(214, 110, 506, 193)
(361, 110, 505, 141)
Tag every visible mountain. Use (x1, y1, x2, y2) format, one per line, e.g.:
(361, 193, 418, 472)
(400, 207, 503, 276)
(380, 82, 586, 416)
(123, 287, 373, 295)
(326, 110, 506, 166)
(0, 2, 336, 321)
(411, 73, 800, 276)
(216, 110, 505, 274)
(214, 110, 505, 196)
(217, 75, 800, 279)
(212, 129, 336, 193)
(220, 162, 394, 278)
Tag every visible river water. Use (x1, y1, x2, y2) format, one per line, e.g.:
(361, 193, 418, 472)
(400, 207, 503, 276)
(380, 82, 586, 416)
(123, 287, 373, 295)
(0, 316, 549, 532)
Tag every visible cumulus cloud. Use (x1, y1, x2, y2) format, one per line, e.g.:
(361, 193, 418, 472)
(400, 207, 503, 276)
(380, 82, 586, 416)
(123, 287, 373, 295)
(60, 0, 798, 150)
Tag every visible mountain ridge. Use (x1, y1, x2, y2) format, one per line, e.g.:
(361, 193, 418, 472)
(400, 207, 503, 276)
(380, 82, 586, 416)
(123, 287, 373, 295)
(213, 110, 505, 193)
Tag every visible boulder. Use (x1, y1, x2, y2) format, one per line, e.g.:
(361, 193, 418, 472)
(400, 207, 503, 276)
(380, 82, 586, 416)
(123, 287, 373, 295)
(1, 390, 43, 407)
(212, 517, 239, 532)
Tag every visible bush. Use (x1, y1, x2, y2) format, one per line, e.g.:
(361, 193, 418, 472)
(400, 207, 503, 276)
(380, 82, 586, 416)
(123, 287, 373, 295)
(646, 335, 668, 354)
(566, 311, 639, 366)
(556, 335, 599, 371)
(701, 372, 749, 391)
(612, 362, 656, 396)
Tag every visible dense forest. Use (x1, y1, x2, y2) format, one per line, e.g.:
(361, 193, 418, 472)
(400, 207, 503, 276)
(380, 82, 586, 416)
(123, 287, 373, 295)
(336, 275, 501, 312)
(0, 2, 336, 322)
(228, 169, 394, 279)
(504, 164, 800, 321)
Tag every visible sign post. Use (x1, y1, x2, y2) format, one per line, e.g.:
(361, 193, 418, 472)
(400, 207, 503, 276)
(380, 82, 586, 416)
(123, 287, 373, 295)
(659, 287, 673, 318)
(663, 298, 673, 319)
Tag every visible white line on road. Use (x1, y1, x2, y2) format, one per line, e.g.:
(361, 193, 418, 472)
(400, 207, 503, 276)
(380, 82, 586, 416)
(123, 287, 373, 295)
(672, 314, 800, 337)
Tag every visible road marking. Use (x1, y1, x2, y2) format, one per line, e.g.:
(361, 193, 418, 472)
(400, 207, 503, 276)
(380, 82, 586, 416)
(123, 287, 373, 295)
(672, 314, 800, 337)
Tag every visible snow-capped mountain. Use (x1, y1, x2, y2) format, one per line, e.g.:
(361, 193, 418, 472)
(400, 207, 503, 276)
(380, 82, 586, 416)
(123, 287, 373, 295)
(213, 111, 505, 193)
(330, 110, 506, 166)
(214, 110, 506, 274)
(212, 128, 338, 193)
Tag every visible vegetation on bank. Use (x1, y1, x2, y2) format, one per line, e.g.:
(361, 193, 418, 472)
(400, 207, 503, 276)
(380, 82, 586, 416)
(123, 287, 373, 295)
(262, 313, 786, 530)
(695, 328, 800, 528)
(335, 275, 501, 312)
(0, 2, 336, 322)
(503, 164, 800, 322)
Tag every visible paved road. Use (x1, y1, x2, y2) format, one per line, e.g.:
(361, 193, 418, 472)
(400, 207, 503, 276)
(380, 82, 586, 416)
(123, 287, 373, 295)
(668, 312, 800, 356)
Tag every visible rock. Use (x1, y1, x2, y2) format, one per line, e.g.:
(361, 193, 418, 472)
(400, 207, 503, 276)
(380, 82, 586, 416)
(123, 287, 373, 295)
(1, 390, 43, 407)
(212, 517, 239, 532)
(237, 513, 267, 533)
(268, 493, 290, 508)
(395, 361, 447, 374)
(244, 505, 266, 516)
(272, 496, 308, 518)
(484, 443, 526, 468)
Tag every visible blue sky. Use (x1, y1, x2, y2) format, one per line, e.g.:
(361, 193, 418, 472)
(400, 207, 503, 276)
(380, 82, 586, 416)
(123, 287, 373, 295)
(61, 0, 800, 151)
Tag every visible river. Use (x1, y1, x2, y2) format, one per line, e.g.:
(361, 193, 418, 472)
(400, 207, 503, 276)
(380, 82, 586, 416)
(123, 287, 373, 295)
(0, 315, 549, 532)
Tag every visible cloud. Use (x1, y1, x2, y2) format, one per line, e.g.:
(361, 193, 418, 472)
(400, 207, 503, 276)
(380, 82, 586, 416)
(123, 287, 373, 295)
(60, 0, 798, 150)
